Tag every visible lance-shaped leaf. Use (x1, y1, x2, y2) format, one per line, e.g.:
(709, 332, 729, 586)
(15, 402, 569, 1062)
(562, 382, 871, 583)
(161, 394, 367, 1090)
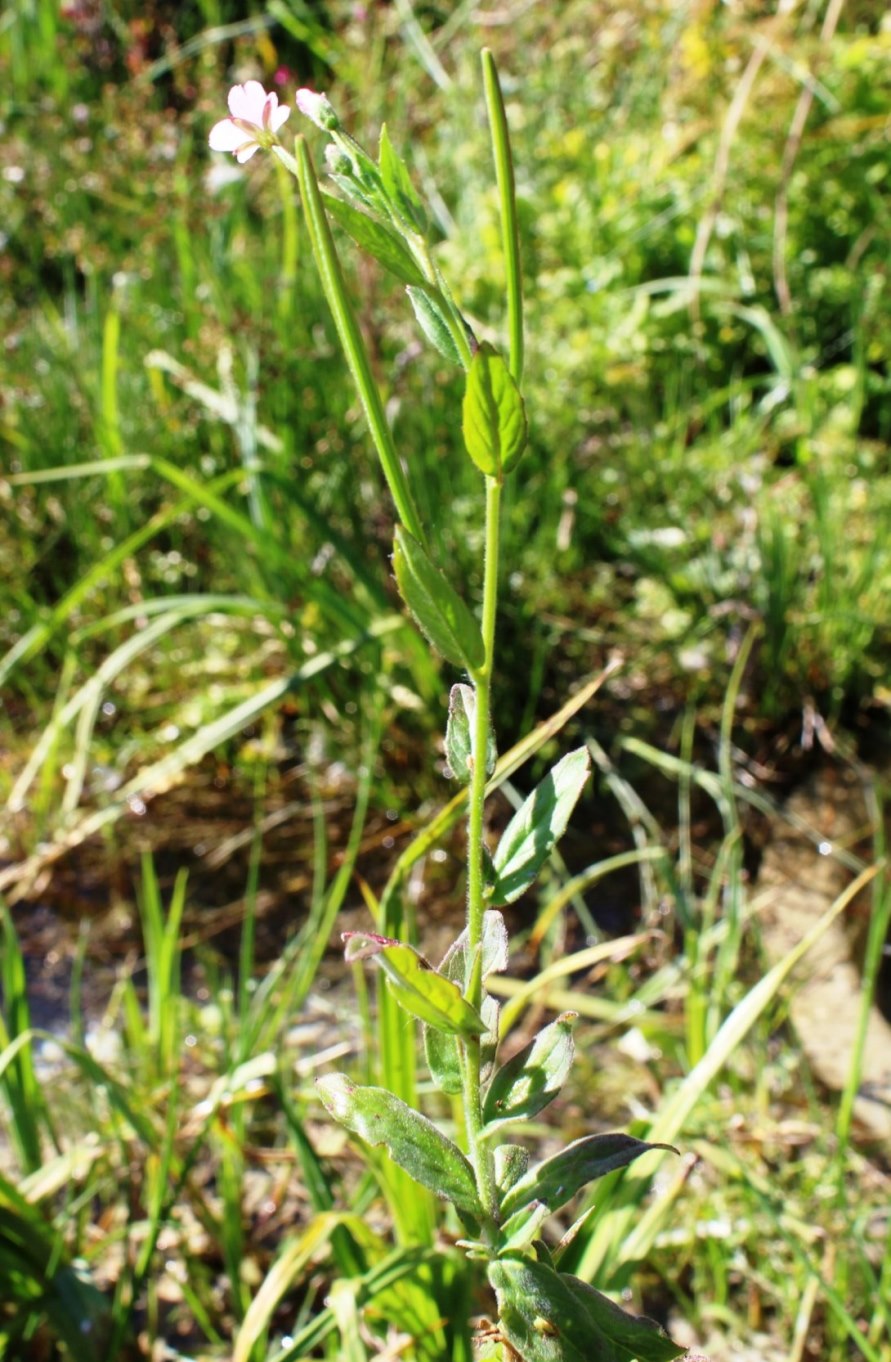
(489, 1256, 684, 1362)
(343, 932, 486, 1037)
(444, 683, 497, 783)
(322, 194, 427, 288)
(407, 286, 463, 366)
(483, 1012, 577, 1132)
(392, 526, 485, 673)
(490, 747, 591, 906)
(500, 1132, 677, 1221)
(317, 1075, 483, 1223)
(378, 123, 426, 232)
(461, 342, 527, 478)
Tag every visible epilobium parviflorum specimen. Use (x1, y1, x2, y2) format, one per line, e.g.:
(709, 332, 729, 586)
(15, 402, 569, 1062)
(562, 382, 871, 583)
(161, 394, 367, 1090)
(210, 58, 684, 1362)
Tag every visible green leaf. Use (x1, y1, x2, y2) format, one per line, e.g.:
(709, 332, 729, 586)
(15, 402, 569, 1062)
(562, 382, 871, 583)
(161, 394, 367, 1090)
(406, 286, 463, 365)
(461, 342, 527, 478)
(327, 171, 380, 215)
(490, 747, 591, 906)
(425, 991, 500, 1095)
(378, 123, 426, 232)
(424, 912, 506, 1095)
(483, 1012, 577, 1132)
(343, 932, 486, 1037)
(495, 1144, 530, 1197)
(424, 1017, 464, 1096)
(498, 1201, 551, 1254)
(500, 1133, 677, 1221)
(489, 1256, 684, 1362)
(438, 909, 509, 984)
(322, 194, 427, 288)
(392, 526, 485, 673)
(445, 683, 496, 783)
(317, 1075, 483, 1223)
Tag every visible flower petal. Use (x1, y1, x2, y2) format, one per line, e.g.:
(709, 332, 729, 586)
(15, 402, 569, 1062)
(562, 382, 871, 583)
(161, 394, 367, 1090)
(228, 80, 268, 124)
(235, 142, 261, 163)
(268, 102, 290, 134)
(209, 118, 248, 152)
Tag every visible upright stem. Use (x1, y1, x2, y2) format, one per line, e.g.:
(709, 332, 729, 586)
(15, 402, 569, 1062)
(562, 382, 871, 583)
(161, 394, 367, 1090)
(463, 473, 502, 1225)
(281, 137, 428, 547)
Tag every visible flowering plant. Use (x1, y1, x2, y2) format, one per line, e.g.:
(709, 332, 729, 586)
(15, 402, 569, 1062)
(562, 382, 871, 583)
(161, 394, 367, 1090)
(210, 57, 685, 1362)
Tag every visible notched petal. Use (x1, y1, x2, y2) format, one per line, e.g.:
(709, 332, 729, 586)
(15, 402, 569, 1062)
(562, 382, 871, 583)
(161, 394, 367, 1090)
(268, 102, 291, 134)
(228, 79, 268, 122)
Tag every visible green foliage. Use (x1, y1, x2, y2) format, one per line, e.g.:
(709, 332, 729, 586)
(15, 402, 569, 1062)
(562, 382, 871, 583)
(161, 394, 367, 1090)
(342, 932, 486, 1036)
(392, 525, 486, 673)
(499, 1134, 675, 1223)
(490, 1256, 683, 1362)
(461, 343, 528, 478)
(489, 748, 592, 906)
(482, 1011, 577, 1132)
(444, 682, 497, 784)
(316, 1076, 484, 1226)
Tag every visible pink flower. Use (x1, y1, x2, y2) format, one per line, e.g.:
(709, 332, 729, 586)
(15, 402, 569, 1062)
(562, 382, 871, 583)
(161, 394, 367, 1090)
(208, 81, 290, 164)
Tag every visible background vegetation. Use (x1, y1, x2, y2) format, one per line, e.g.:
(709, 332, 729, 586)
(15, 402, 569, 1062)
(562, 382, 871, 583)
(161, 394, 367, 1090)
(1, 2, 890, 1359)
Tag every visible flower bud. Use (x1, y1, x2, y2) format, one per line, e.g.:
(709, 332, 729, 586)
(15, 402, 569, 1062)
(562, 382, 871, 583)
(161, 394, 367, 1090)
(324, 143, 354, 176)
(295, 88, 340, 131)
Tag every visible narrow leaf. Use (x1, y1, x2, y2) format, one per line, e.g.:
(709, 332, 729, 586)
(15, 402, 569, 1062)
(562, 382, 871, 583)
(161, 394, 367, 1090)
(322, 194, 427, 288)
(489, 1256, 684, 1362)
(483, 1012, 577, 1132)
(343, 932, 486, 1037)
(445, 683, 496, 783)
(491, 747, 591, 905)
(392, 526, 485, 672)
(378, 123, 426, 232)
(501, 1133, 676, 1221)
(317, 1075, 483, 1222)
(406, 287, 464, 365)
(461, 342, 527, 478)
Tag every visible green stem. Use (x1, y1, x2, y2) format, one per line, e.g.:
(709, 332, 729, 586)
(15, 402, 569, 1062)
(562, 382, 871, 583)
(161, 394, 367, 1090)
(482, 49, 524, 383)
(463, 473, 502, 1225)
(280, 138, 427, 546)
